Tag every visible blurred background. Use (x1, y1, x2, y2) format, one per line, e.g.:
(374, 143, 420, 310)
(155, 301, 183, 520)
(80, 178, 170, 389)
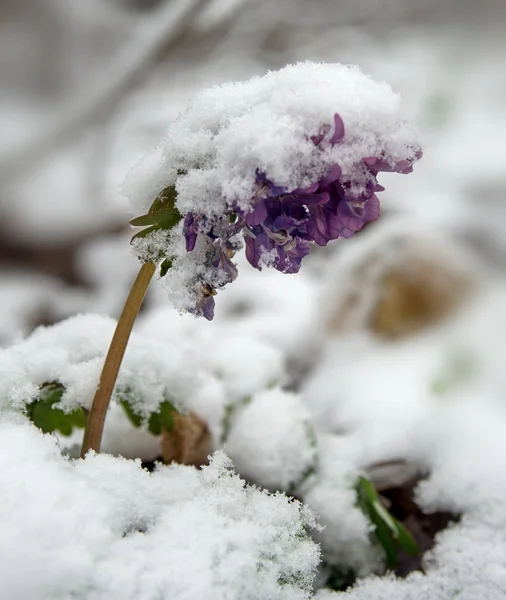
(1, 0, 506, 345)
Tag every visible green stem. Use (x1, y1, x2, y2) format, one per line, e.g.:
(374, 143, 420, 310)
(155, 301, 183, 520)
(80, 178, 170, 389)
(80, 262, 156, 457)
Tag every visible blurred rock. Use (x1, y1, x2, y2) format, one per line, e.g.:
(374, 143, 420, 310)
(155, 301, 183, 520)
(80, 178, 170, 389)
(161, 411, 211, 466)
(327, 229, 476, 340)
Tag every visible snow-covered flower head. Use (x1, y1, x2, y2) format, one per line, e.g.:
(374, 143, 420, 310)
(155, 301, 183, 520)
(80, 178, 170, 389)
(127, 62, 421, 319)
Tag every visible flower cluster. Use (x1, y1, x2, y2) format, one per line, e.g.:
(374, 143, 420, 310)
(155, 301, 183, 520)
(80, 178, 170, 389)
(128, 62, 422, 320)
(182, 113, 421, 319)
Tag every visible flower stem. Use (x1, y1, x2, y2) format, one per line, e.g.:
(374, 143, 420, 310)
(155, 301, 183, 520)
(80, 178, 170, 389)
(80, 261, 156, 457)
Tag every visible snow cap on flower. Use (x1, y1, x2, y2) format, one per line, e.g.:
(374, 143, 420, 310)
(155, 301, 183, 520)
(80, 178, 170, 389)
(127, 61, 422, 319)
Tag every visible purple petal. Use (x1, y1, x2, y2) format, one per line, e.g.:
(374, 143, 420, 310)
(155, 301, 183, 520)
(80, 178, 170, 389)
(292, 181, 320, 194)
(264, 197, 283, 221)
(245, 199, 268, 226)
(272, 215, 298, 232)
(319, 164, 342, 188)
(311, 123, 331, 146)
(328, 113, 345, 145)
(288, 192, 330, 207)
(363, 156, 378, 168)
(336, 195, 380, 238)
(287, 203, 308, 221)
(245, 231, 273, 270)
(279, 239, 311, 273)
(183, 212, 198, 252)
(307, 205, 340, 246)
(201, 296, 215, 321)
(363, 156, 415, 175)
(255, 170, 286, 196)
(214, 249, 238, 282)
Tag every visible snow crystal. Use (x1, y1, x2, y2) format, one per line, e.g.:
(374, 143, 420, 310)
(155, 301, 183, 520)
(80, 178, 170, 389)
(0, 419, 320, 600)
(225, 388, 317, 493)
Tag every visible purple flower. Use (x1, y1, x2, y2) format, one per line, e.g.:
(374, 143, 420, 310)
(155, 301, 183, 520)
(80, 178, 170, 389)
(181, 112, 420, 319)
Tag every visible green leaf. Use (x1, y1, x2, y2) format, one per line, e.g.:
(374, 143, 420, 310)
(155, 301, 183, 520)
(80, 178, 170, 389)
(371, 498, 400, 536)
(357, 475, 380, 505)
(356, 476, 419, 568)
(371, 516, 399, 567)
(147, 401, 175, 436)
(395, 520, 419, 556)
(130, 184, 182, 246)
(129, 209, 181, 228)
(149, 184, 178, 213)
(119, 393, 176, 435)
(119, 398, 142, 428)
(28, 382, 86, 436)
(159, 258, 173, 277)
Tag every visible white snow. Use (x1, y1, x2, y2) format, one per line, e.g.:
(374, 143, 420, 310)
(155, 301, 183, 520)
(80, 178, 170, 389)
(0, 307, 294, 457)
(225, 388, 317, 492)
(137, 308, 288, 444)
(315, 405, 506, 600)
(0, 418, 320, 600)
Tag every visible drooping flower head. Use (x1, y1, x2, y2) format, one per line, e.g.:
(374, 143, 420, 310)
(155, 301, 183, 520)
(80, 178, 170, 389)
(127, 62, 422, 319)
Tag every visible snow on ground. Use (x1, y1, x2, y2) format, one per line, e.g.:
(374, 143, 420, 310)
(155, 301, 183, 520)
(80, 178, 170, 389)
(225, 388, 317, 492)
(298, 248, 506, 596)
(314, 402, 506, 599)
(0, 419, 320, 600)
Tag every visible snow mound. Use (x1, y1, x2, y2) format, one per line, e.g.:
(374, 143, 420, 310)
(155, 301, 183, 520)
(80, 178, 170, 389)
(0, 313, 197, 419)
(225, 388, 317, 493)
(0, 419, 321, 600)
